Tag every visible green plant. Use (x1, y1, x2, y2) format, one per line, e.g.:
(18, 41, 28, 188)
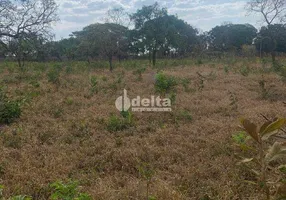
(180, 78, 191, 92)
(177, 109, 193, 121)
(65, 65, 73, 74)
(0, 88, 21, 125)
(155, 72, 177, 94)
(279, 66, 286, 83)
(133, 67, 146, 81)
(65, 97, 74, 105)
(196, 72, 205, 91)
(259, 76, 269, 99)
(9, 196, 32, 200)
(50, 181, 91, 200)
(232, 131, 249, 151)
(90, 76, 98, 94)
(138, 162, 155, 200)
(106, 114, 133, 132)
(239, 118, 286, 200)
(224, 66, 229, 74)
(239, 65, 250, 77)
(47, 67, 60, 84)
(0, 185, 31, 200)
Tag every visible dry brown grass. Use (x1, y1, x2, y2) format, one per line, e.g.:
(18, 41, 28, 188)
(0, 59, 285, 199)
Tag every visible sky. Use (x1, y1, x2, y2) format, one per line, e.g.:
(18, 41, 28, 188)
(52, 0, 263, 40)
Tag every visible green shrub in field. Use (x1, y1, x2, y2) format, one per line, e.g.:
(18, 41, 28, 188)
(50, 181, 91, 200)
(0, 88, 21, 125)
(107, 113, 133, 132)
(155, 72, 177, 94)
(47, 67, 60, 84)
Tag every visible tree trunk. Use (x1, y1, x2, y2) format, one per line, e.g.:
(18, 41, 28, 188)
(271, 51, 276, 63)
(152, 49, 157, 66)
(109, 56, 113, 72)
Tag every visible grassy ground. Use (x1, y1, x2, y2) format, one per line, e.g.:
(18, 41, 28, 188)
(0, 58, 285, 199)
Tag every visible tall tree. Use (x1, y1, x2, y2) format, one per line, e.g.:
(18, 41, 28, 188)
(247, 0, 286, 62)
(74, 23, 128, 71)
(130, 3, 198, 65)
(0, 0, 58, 68)
(255, 24, 286, 56)
(208, 24, 257, 52)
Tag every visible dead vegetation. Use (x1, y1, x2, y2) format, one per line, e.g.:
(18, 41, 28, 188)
(0, 58, 285, 199)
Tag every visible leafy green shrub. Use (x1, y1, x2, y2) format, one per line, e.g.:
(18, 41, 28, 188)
(155, 72, 177, 94)
(50, 181, 91, 200)
(0, 88, 21, 125)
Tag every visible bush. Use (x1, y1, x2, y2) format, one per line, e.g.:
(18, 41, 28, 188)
(155, 72, 177, 94)
(107, 114, 133, 132)
(47, 67, 61, 84)
(0, 88, 21, 125)
(50, 181, 91, 200)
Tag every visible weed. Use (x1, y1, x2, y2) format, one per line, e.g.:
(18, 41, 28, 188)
(259, 76, 269, 99)
(1, 133, 22, 149)
(47, 67, 60, 84)
(196, 59, 203, 65)
(196, 72, 205, 91)
(90, 76, 98, 95)
(232, 131, 249, 151)
(180, 78, 191, 92)
(106, 114, 133, 132)
(239, 65, 250, 77)
(65, 65, 73, 74)
(138, 162, 155, 200)
(133, 67, 146, 81)
(101, 76, 107, 82)
(168, 92, 177, 105)
(224, 66, 229, 74)
(29, 80, 40, 88)
(177, 109, 193, 121)
(65, 97, 74, 105)
(71, 120, 91, 138)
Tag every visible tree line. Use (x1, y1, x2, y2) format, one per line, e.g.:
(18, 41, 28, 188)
(0, 0, 286, 70)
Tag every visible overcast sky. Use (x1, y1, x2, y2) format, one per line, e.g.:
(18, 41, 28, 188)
(52, 0, 263, 40)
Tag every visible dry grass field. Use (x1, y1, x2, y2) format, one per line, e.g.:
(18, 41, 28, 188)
(0, 58, 285, 199)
